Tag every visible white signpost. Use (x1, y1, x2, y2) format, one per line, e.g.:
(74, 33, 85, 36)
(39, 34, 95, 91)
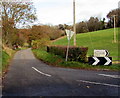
(65, 29, 74, 61)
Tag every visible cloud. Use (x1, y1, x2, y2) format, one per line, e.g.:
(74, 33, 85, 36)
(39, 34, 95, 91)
(32, 0, 119, 25)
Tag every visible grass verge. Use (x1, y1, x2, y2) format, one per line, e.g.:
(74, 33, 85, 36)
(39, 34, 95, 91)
(32, 49, 120, 71)
(2, 51, 10, 71)
(2, 50, 15, 76)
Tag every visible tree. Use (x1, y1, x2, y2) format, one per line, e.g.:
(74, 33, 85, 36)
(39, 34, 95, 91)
(100, 18, 106, 29)
(2, 2, 37, 47)
(48, 26, 63, 40)
(28, 25, 50, 48)
(76, 21, 88, 33)
(107, 8, 120, 28)
(2, 2, 37, 27)
(87, 17, 102, 32)
(58, 24, 65, 30)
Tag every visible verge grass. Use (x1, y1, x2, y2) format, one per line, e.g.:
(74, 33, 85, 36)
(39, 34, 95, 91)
(2, 51, 10, 72)
(32, 49, 119, 71)
(2, 47, 15, 75)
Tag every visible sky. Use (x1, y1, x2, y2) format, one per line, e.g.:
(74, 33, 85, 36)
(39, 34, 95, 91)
(32, 0, 119, 26)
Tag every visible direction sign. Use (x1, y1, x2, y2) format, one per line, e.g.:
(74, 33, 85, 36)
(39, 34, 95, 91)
(88, 57, 112, 65)
(94, 50, 109, 57)
(65, 29, 74, 40)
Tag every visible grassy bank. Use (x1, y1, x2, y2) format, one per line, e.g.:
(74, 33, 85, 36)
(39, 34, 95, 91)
(32, 49, 120, 71)
(2, 47, 15, 75)
(52, 28, 119, 61)
(2, 51, 10, 72)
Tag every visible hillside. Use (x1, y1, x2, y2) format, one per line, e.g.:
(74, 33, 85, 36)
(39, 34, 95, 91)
(52, 28, 119, 61)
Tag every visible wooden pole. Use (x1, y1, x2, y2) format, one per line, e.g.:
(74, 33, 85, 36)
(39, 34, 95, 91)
(73, 0, 76, 46)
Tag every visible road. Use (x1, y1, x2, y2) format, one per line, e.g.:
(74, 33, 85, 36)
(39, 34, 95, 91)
(2, 49, 120, 97)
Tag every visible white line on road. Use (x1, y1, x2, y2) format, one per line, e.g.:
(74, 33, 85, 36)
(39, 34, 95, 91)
(98, 74, 120, 79)
(77, 80, 120, 88)
(32, 67, 51, 77)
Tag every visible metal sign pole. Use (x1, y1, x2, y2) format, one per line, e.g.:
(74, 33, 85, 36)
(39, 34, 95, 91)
(66, 30, 71, 61)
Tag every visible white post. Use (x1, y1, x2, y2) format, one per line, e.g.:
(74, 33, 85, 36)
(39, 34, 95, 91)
(66, 30, 71, 61)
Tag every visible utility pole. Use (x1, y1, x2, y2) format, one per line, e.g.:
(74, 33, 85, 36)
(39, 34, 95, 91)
(112, 15, 117, 43)
(73, 0, 76, 46)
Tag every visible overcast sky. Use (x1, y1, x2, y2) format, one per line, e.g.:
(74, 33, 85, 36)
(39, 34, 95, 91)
(32, 0, 119, 25)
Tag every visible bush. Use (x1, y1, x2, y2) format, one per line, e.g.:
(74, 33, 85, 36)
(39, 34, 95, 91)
(48, 29, 63, 40)
(32, 38, 50, 49)
(47, 45, 88, 62)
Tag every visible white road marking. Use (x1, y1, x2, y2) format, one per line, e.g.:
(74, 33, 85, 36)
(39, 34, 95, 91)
(98, 74, 120, 79)
(32, 67, 51, 77)
(77, 80, 120, 88)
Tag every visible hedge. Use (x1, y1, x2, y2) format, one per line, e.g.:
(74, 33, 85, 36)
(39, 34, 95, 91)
(47, 45, 88, 62)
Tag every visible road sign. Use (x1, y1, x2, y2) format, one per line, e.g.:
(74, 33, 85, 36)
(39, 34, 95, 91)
(65, 29, 74, 61)
(88, 57, 112, 65)
(94, 50, 109, 57)
(65, 29, 74, 40)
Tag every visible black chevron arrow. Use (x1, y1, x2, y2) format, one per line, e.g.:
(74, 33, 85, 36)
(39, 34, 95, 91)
(88, 57, 112, 65)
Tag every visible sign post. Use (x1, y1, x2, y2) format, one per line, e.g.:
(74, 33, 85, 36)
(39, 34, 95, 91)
(66, 30, 70, 61)
(65, 29, 74, 61)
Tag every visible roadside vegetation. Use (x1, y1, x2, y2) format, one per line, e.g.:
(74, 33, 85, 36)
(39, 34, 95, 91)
(2, 46, 15, 75)
(2, 51, 10, 72)
(32, 49, 119, 71)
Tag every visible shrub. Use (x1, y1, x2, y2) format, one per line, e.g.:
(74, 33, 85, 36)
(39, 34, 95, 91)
(48, 29, 63, 40)
(47, 45, 88, 62)
(32, 38, 50, 49)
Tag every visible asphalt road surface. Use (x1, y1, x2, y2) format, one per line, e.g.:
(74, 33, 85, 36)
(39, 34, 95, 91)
(2, 49, 120, 97)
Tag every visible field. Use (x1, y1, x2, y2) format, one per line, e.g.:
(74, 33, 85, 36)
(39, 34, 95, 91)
(52, 28, 119, 61)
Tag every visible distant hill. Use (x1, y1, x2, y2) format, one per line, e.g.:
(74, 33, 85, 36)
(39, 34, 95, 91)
(52, 28, 119, 60)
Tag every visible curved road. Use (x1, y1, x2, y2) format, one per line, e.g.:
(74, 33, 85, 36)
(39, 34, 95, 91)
(2, 49, 120, 97)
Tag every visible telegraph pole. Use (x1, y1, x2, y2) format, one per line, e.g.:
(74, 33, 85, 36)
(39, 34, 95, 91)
(73, 0, 76, 46)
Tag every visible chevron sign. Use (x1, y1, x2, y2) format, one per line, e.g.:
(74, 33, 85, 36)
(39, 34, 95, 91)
(88, 57, 112, 65)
